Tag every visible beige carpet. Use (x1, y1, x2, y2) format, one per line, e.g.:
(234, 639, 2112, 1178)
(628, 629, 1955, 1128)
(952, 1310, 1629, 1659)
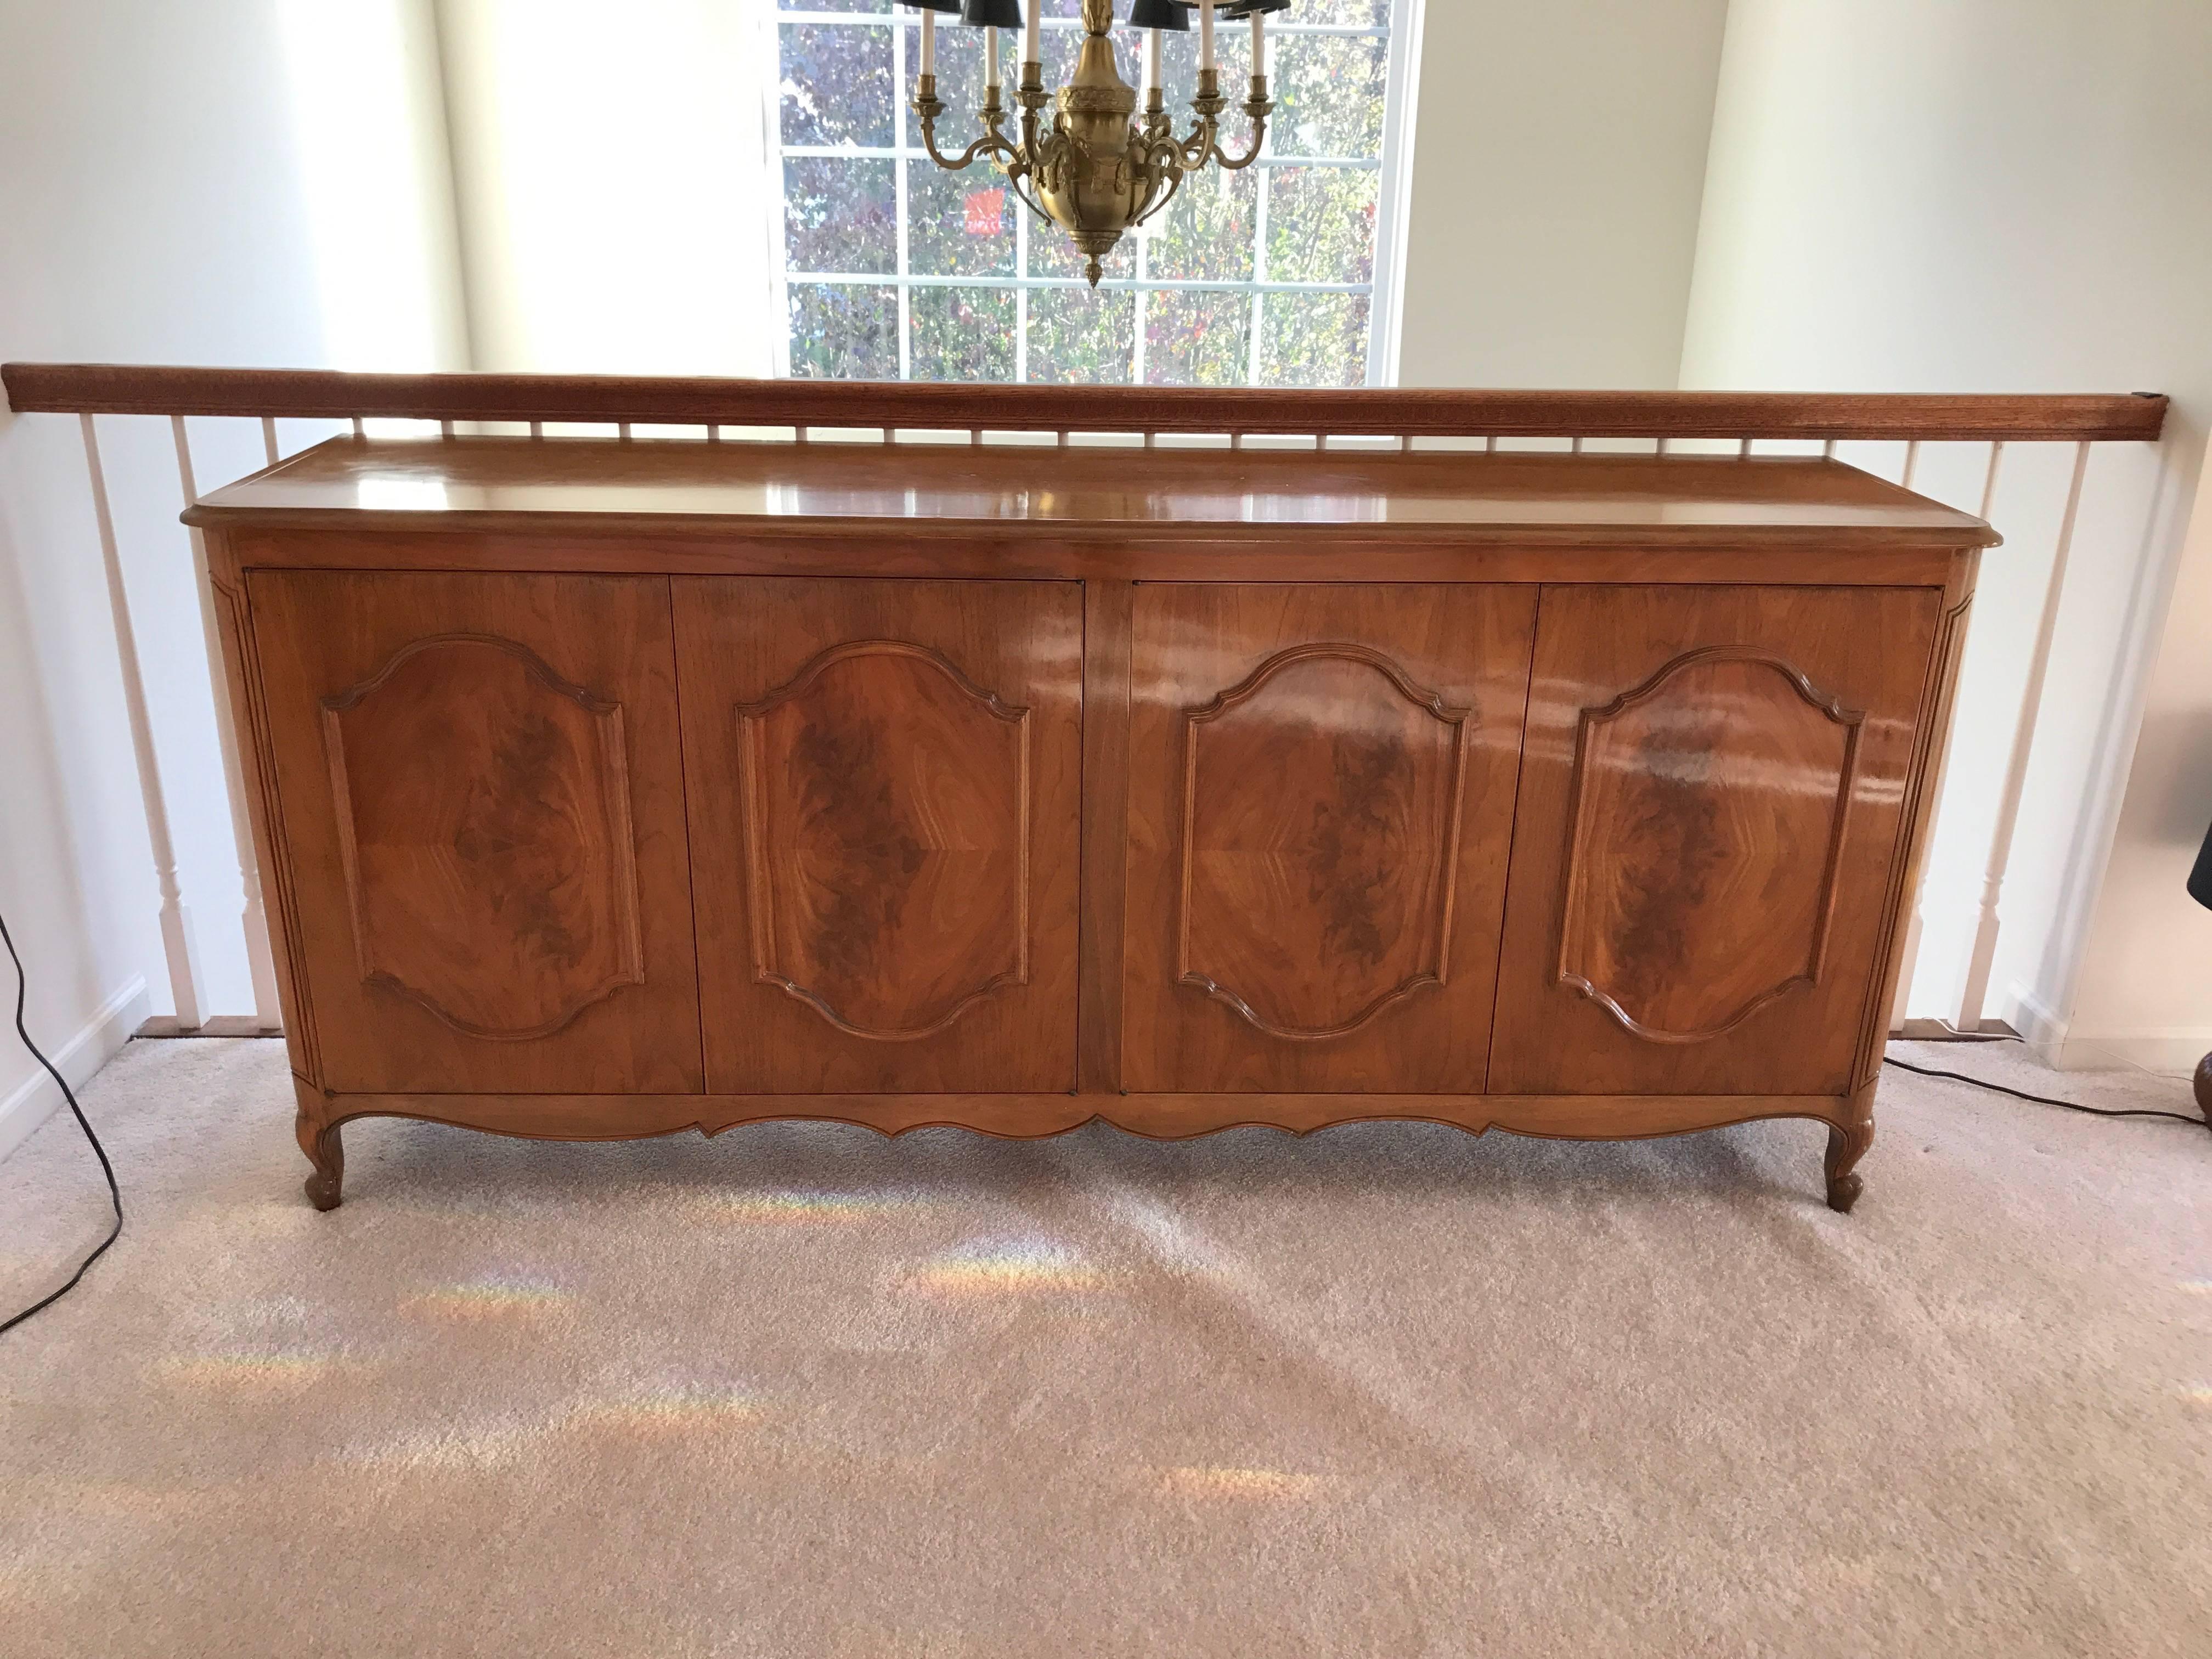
(2, 1038, 2208, 1657)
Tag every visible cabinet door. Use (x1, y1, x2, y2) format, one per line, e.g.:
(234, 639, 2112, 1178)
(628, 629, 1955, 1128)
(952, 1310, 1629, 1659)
(676, 579, 1082, 1093)
(1124, 584, 1538, 1093)
(1489, 585, 1943, 1097)
(247, 571, 703, 1094)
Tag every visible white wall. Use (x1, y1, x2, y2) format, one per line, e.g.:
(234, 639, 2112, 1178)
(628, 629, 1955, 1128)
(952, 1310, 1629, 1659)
(433, 0, 777, 376)
(1396, 0, 1730, 388)
(1679, 0, 2212, 1070)
(0, 0, 465, 1139)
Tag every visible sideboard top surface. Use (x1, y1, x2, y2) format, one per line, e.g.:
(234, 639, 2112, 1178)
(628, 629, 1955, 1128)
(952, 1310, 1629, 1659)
(187, 437, 2000, 549)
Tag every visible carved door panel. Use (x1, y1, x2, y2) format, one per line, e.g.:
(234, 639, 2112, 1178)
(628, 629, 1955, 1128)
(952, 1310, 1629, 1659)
(1490, 585, 1944, 1097)
(247, 571, 702, 1094)
(1124, 585, 1538, 1092)
(676, 578, 1082, 1093)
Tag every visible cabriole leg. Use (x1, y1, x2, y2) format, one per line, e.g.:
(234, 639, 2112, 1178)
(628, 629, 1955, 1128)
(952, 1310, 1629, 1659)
(1824, 1119, 1872, 1214)
(295, 1103, 344, 1211)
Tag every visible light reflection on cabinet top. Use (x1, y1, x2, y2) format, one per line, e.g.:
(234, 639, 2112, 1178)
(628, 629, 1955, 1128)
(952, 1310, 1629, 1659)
(188, 436, 2000, 548)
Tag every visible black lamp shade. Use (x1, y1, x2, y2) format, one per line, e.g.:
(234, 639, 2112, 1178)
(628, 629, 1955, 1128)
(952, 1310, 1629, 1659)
(1131, 0, 1192, 29)
(2191, 820, 2212, 911)
(900, 0, 963, 12)
(959, 0, 1024, 25)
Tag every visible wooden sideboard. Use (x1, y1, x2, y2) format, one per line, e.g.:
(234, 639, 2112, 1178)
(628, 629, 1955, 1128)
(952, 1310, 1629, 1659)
(186, 436, 1996, 1212)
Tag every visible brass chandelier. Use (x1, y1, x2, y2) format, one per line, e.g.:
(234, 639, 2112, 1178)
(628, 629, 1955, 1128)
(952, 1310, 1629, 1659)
(904, 0, 1284, 286)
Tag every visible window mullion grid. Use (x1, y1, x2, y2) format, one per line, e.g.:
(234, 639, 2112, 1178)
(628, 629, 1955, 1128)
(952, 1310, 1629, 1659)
(1132, 228, 1149, 386)
(894, 16, 912, 381)
(1246, 165, 1271, 387)
(775, 9, 1398, 389)
(1016, 175, 1030, 383)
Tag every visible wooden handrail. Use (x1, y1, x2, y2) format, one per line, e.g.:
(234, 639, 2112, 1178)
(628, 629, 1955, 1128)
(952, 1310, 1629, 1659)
(1, 362, 2169, 443)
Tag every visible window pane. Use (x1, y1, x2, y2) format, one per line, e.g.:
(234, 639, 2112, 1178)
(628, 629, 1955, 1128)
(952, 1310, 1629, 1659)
(780, 22, 894, 149)
(902, 22, 1004, 151)
(1266, 166, 1378, 286)
(1295, 2, 1391, 27)
(1144, 291, 1251, 387)
(910, 165, 1017, 279)
(784, 156, 896, 275)
(780, 0, 890, 12)
(911, 287, 1018, 382)
(1029, 287, 1137, 384)
(788, 284, 900, 379)
(1269, 33, 1387, 157)
(1259, 291, 1371, 388)
(1144, 167, 1256, 284)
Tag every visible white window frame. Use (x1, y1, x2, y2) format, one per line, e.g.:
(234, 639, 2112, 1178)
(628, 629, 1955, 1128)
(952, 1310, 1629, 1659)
(766, 1, 1423, 387)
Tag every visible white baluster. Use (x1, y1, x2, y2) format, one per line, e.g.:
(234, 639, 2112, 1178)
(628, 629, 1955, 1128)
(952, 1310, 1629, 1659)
(171, 416, 283, 1031)
(83, 415, 206, 1030)
(261, 417, 280, 467)
(1888, 438, 2004, 1034)
(1954, 441, 2089, 1034)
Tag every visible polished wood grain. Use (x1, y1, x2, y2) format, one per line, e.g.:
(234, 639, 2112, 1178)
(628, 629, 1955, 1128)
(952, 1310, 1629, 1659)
(676, 578, 1082, 1093)
(1077, 580, 1135, 1094)
(246, 571, 702, 1094)
(1179, 645, 1471, 1039)
(321, 634, 645, 1041)
(309, 1087, 1857, 1154)
(1556, 647, 1863, 1044)
(182, 439, 1997, 1211)
(1125, 585, 1536, 1092)
(1489, 585, 1943, 1098)
(184, 439, 2000, 550)
(5, 360, 2169, 441)
(737, 639, 1030, 1040)
(221, 523, 1973, 587)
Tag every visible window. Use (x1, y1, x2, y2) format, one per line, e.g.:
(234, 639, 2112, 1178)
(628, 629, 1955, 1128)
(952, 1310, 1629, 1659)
(772, 1, 1414, 386)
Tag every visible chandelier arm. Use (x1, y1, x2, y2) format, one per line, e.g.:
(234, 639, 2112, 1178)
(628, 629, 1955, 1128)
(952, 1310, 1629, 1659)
(1166, 116, 1218, 171)
(1200, 76, 1274, 172)
(915, 107, 1021, 173)
(1131, 161, 1184, 230)
(1207, 111, 1271, 172)
(998, 171, 1055, 232)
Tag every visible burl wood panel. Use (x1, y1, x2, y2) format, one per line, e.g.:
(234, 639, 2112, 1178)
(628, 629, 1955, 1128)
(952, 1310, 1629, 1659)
(1125, 585, 1538, 1092)
(1489, 585, 1943, 1097)
(245, 571, 701, 1093)
(322, 636, 645, 1040)
(676, 578, 1082, 1093)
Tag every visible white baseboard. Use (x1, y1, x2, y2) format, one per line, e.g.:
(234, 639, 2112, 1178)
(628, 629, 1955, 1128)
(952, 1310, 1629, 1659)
(2052, 1029, 2212, 1077)
(0, 975, 149, 1166)
(2001, 980, 2071, 1049)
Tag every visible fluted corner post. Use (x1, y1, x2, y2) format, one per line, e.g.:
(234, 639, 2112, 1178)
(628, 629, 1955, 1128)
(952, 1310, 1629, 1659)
(81, 414, 207, 1029)
(170, 415, 283, 1032)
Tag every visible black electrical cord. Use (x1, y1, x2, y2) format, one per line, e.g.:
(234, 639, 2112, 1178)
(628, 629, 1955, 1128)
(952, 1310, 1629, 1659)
(0, 904, 123, 1336)
(1883, 1051, 2208, 1127)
